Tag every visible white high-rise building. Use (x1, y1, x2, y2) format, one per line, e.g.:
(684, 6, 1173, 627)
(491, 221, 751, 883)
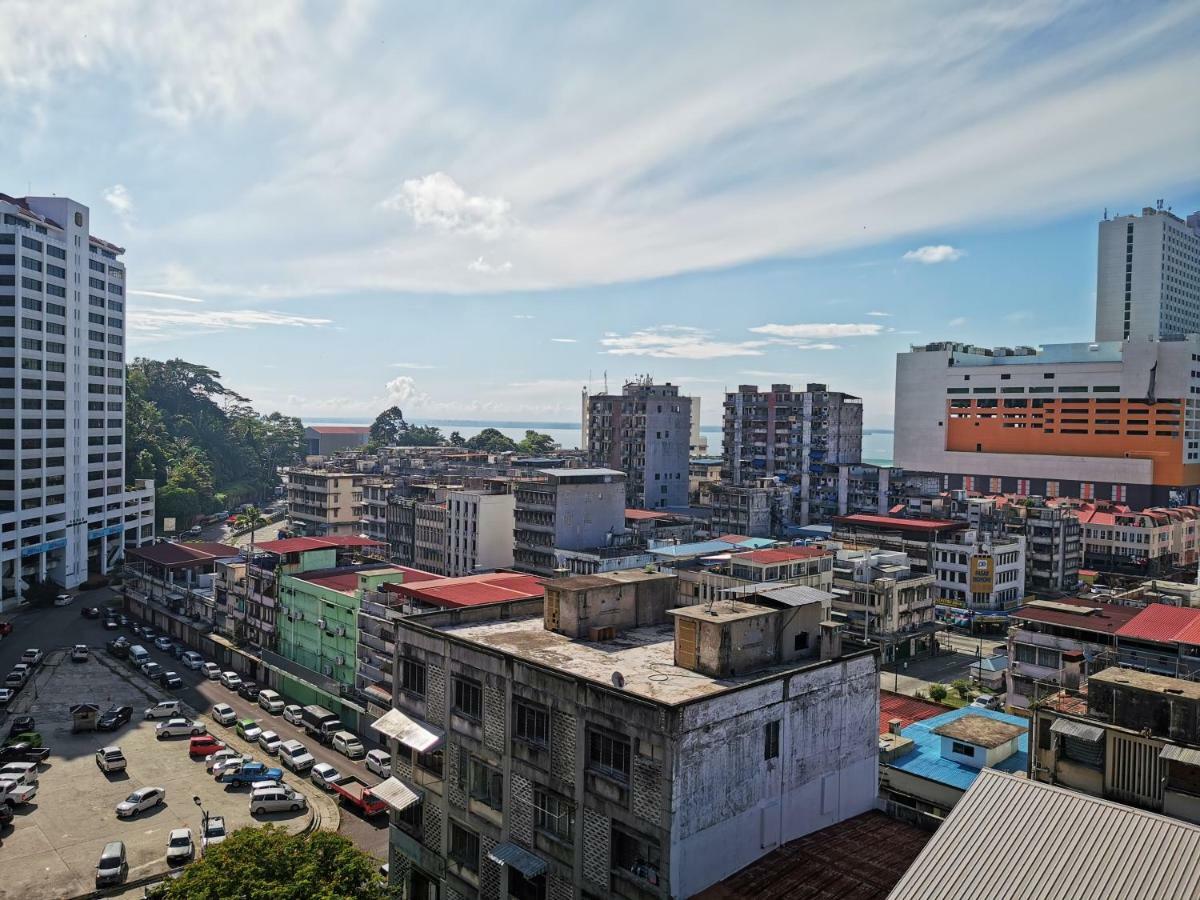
(0, 193, 154, 610)
(1095, 204, 1200, 341)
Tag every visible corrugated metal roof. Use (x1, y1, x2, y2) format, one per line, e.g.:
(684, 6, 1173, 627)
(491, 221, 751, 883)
(487, 842, 547, 878)
(886, 707, 1028, 791)
(734, 546, 829, 564)
(1049, 718, 1105, 742)
(754, 584, 834, 608)
(1160, 744, 1200, 766)
(1116, 604, 1200, 643)
(886, 769, 1200, 900)
(370, 776, 422, 813)
(371, 709, 444, 752)
(649, 539, 739, 558)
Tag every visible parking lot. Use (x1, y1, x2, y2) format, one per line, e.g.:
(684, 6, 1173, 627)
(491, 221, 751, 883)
(0, 641, 317, 899)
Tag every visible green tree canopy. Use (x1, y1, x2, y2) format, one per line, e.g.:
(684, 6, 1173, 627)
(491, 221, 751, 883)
(465, 427, 519, 453)
(156, 826, 388, 900)
(404, 425, 447, 447)
(448, 430, 466, 447)
(516, 429, 557, 455)
(368, 406, 409, 446)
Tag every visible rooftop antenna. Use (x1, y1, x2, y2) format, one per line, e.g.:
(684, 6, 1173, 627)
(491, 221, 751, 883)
(603, 370, 608, 393)
(1103, 207, 1108, 221)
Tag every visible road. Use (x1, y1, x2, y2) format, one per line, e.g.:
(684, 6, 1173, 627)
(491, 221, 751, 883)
(0, 592, 388, 861)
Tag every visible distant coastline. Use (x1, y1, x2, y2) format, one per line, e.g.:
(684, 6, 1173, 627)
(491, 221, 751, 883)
(303, 416, 894, 435)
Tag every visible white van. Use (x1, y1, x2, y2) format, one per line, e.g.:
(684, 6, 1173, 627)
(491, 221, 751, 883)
(257, 690, 284, 714)
(331, 731, 365, 760)
(128, 645, 150, 667)
(279, 740, 314, 774)
(249, 787, 307, 815)
(365, 749, 391, 778)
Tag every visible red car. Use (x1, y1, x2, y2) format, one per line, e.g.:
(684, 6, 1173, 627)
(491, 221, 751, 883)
(189, 736, 226, 757)
(0, 621, 12, 637)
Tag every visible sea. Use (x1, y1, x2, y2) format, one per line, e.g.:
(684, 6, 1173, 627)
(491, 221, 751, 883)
(306, 417, 894, 465)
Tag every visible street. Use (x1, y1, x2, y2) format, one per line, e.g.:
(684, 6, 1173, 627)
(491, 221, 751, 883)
(0, 592, 388, 862)
(880, 630, 1007, 698)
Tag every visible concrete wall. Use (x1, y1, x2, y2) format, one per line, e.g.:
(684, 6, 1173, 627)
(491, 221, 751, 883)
(553, 479, 626, 551)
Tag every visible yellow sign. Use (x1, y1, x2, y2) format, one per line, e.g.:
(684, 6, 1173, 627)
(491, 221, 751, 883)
(970, 555, 995, 593)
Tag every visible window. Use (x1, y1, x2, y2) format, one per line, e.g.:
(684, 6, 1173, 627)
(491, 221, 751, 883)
(611, 826, 661, 884)
(534, 787, 574, 841)
(514, 700, 549, 747)
(951, 741, 976, 757)
(415, 748, 443, 776)
(764, 720, 780, 760)
(468, 757, 503, 810)
(588, 729, 631, 782)
(399, 657, 425, 697)
(448, 821, 479, 872)
(452, 676, 482, 720)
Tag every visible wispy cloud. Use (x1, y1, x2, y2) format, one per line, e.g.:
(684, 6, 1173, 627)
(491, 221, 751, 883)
(550, 338, 578, 343)
(867, 310, 891, 317)
(128, 289, 204, 304)
(103, 184, 133, 220)
(903, 245, 964, 264)
(381, 172, 513, 240)
(601, 326, 768, 359)
(389, 362, 436, 369)
(468, 256, 513, 274)
(748, 323, 884, 339)
(129, 308, 332, 340)
(513, 314, 535, 320)
(948, 316, 968, 327)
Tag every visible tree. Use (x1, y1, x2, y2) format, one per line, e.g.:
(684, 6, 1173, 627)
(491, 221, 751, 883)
(154, 826, 389, 900)
(369, 406, 409, 447)
(448, 430, 465, 447)
(404, 425, 447, 447)
(464, 427, 519, 453)
(516, 429, 556, 455)
(951, 678, 973, 700)
(927, 683, 949, 702)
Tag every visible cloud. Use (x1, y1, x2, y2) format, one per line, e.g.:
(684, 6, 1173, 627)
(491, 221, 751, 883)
(389, 362, 436, 369)
(128, 307, 331, 341)
(468, 256, 513, 274)
(748, 323, 884, 339)
(103, 184, 133, 220)
(948, 316, 968, 327)
(128, 289, 204, 304)
(867, 310, 891, 317)
(385, 376, 424, 404)
(601, 325, 769, 359)
(1005, 310, 1032, 323)
(513, 314, 535, 320)
(382, 172, 513, 240)
(902, 245, 965, 264)
(550, 338, 577, 343)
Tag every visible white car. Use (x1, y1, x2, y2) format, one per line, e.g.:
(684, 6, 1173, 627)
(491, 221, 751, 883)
(211, 702, 237, 726)
(181, 651, 204, 670)
(257, 689, 284, 714)
(332, 731, 365, 760)
(249, 778, 290, 793)
(115, 786, 165, 817)
(219, 671, 242, 690)
(0, 778, 37, 806)
(258, 730, 282, 755)
(210, 754, 253, 777)
(70, 644, 89, 661)
(202, 662, 221, 680)
(0, 762, 39, 786)
(279, 740, 315, 774)
(53, 593, 73, 606)
(282, 704, 304, 726)
(0, 688, 13, 706)
(166, 827, 194, 864)
(971, 694, 1003, 710)
(205, 748, 250, 773)
(250, 788, 306, 815)
(153, 636, 174, 652)
(365, 749, 391, 778)
(156, 717, 206, 739)
(145, 699, 181, 720)
(20, 649, 43, 666)
(310, 762, 340, 790)
(201, 815, 227, 854)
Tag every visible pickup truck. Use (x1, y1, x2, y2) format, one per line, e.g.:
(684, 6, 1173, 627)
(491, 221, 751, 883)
(331, 775, 388, 816)
(218, 762, 283, 786)
(0, 777, 37, 807)
(0, 742, 51, 764)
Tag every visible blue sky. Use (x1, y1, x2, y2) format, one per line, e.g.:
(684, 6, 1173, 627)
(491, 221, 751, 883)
(3, 2, 1198, 428)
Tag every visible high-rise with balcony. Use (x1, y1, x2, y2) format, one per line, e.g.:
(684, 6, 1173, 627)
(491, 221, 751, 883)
(1095, 204, 1200, 342)
(722, 383, 863, 526)
(587, 378, 690, 510)
(513, 468, 626, 576)
(0, 193, 152, 610)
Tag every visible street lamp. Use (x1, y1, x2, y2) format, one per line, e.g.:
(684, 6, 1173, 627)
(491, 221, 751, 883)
(193, 795, 208, 835)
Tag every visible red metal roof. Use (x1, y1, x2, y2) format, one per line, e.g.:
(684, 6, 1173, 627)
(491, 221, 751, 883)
(297, 572, 361, 594)
(1010, 598, 1141, 636)
(379, 566, 441, 585)
(833, 514, 968, 533)
(307, 425, 370, 434)
(625, 508, 673, 521)
(255, 536, 386, 554)
(714, 534, 754, 544)
(127, 541, 240, 567)
(1116, 604, 1200, 643)
(879, 690, 949, 734)
(733, 546, 829, 565)
(395, 572, 545, 608)
(316, 535, 387, 547)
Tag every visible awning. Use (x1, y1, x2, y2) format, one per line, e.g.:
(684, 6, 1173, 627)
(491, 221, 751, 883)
(371, 708, 444, 752)
(1050, 718, 1105, 743)
(1160, 744, 1200, 767)
(370, 776, 423, 813)
(487, 842, 547, 878)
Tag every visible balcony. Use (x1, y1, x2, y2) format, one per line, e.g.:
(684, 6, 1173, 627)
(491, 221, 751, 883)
(361, 630, 395, 656)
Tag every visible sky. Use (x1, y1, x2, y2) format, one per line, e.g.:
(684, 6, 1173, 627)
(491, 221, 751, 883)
(2, 1, 1198, 429)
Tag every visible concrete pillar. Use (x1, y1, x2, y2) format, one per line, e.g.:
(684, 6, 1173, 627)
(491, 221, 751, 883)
(100, 534, 109, 575)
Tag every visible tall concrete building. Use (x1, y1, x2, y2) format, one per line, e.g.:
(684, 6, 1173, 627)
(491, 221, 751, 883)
(1095, 204, 1200, 341)
(512, 468, 625, 576)
(0, 193, 154, 609)
(444, 487, 515, 576)
(586, 378, 690, 510)
(894, 339, 1200, 509)
(722, 383, 863, 525)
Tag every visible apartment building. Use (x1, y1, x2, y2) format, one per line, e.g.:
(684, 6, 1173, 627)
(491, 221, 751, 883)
(512, 468, 625, 576)
(968, 497, 1082, 592)
(372, 570, 878, 900)
(587, 379, 690, 510)
(284, 468, 363, 535)
(894, 338, 1200, 509)
(832, 548, 937, 661)
(931, 529, 1025, 627)
(304, 424, 370, 457)
(1095, 204, 1200, 342)
(360, 478, 395, 546)
(1076, 502, 1200, 576)
(445, 488, 515, 577)
(708, 479, 794, 538)
(831, 514, 969, 574)
(0, 193, 151, 610)
(687, 457, 721, 504)
(723, 383, 862, 525)
(415, 501, 448, 575)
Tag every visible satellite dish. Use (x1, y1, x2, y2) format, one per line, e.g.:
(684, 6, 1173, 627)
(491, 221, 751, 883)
(611, 671, 626, 689)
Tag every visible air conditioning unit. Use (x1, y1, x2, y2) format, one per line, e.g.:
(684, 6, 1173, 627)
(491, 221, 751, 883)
(317, 618, 326, 629)
(298, 612, 306, 621)
(322, 664, 334, 676)
(336, 625, 346, 637)
(335, 655, 345, 666)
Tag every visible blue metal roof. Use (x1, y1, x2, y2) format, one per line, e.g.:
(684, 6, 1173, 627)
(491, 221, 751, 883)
(971, 654, 1009, 673)
(732, 537, 777, 549)
(887, 707, 1028, 792)
(649, 539, 738, 558)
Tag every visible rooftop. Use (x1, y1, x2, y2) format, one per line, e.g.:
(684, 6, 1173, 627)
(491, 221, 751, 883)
(879, 691, 948, 734)
(254, 536, 387, 555)
(669, 601, 778, 624)
(1089, 667, 1200, 701)
(833, 514, 968, 534)
(885, 707, 1028, 791)
(1115, 603, 1200, 643)
(1010, 598, 1141, 635)
(625, 508, 675, 521)
(395, 572, 545, 609)
(536, 467, 624, 479)
(931, 714, 1026, 749)
(733, 546, 828, 565)
(649, 539, 741, 559)
(886, 769, 1200, 900)
(127, 541, 241, 568)
(306, 425, 370, 434)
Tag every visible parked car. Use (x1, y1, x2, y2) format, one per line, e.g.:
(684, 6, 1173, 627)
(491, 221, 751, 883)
(0, 688, 12, 707)
(71, 644, 90, 662)
(0, 621, 12, 637)
(3, 671, 25, 690)
(141, 662, 164, 681)
(332, 731, 365, 760)
(971, 694, 1004, 710)
(365, 749, 391, 778)
(154, 636, 174, 652)
(159, 671, 183, 689)
(102, 616, 120, 631)
(0, 761, 39, 786)
(181, 651, 204, 670)
(95, 746, 127, 774)
(331, 776, 387, 816)
(97, 705, 134, 731)
(310, 762, 341, 790)
(0, 742, 50, 764)
(249, 787, 306, 815)
(282, 704, 304, 726)
(170, 642, 188, 659)
(257, 689, 284, 714)
(202, 662, 221, 680)
(236, 718, 262, 742)
(3, 731, 42, 750)
(6, 716, 34, 740)
(82, 606, 101, 619)
(218, 762, 282, 786)
(0, 777, 38, 807)
(237, 681, 261, 701)
(166, 827, 194, 864)
(115, 786, 165, 817)
(219, 671, 242, 690)
(210, 754, 253, 777)
(53, 593, 74, 606)
(20, 649, 42, 666)
(201, 815, 227, 855)
(95, 840, 128, 888)
(278, 740, 315, 774)
(106, 639, 130, 659)
(189, 736, 226, 757)
(145, 700, 181, 720)
(155, 718, 206, 739)
(211, 703, 237, 726)
(258, 731, 282, 755)
(0, 802, 13, 828)
(205, 749, 251, 773)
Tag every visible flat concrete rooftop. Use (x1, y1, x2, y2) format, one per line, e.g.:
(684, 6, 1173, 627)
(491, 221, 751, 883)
(438, 613, 818, 705)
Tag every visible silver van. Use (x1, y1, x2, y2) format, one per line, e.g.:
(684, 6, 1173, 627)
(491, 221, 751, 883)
(95, 840, 128, 887)
(257, 689, 284, 714)
(128, 645, 150, 667)
(249, 787, 307, 815)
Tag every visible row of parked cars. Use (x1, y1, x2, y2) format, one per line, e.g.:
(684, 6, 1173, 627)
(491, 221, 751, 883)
(1, 713, 47, 818)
